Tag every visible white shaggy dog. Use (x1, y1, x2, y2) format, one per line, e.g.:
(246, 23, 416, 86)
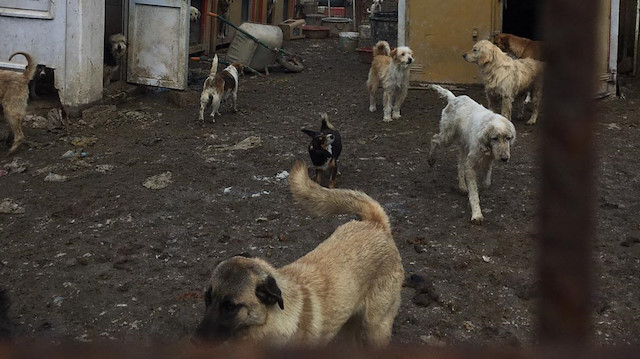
(190, 6, 201, 22)
(367, 41, 415, 122)
(103, 33, 127, 86)
(198, 54, 244, 123)
(427, 85, 516, 224)
(463, 40, 543, 125)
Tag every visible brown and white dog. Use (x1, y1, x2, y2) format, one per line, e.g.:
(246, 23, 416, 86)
(493, 33, 543, 61)
(192, 161, 404, 347)
(367, 41, 414, 122)
(1, 52, 37, 154)
(198, 54, 244, 123)
(463, 40, 544, 125)
(103, 33, 127, 86)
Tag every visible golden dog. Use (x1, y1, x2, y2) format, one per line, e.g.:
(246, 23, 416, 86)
(463, 40, 544, 125)
(367, 41, 414, 122)
(493, 33, 543, 61)
(1, 52, 36, 154)
(192, 161, 404, 347)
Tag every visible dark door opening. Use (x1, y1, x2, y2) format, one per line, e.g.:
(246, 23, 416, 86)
(501, 0, 542, 40)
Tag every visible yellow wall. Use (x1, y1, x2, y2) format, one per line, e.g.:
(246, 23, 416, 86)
(407, 0, 501, 84)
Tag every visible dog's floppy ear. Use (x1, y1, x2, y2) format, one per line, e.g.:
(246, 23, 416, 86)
(390, 48, 397, 59)
(255, 275, 284, 310)
(477, 43, 495, 66)
(480, 126, 493, 153)
(302, 129, 316, 137)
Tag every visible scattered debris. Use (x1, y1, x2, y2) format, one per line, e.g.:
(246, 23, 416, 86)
(143, 172, 173, 190)
(44, 173, 69, 182)
(52, 296, 64, 307)
(481, 255, 491, 263)
(4, 157, 29, 173)
(605, 123, 621, 130)
(0, 198, 25, 214)
(71, 136, 98, 147)
(82, 105, 118, 127)
(213, 136, 262, 151)
(96, 164, 115, 173)
(275, 171, 289, 180)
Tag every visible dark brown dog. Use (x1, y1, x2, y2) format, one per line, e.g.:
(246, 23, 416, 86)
(493, 33, 543, 61)
(0, 52, 36, 154)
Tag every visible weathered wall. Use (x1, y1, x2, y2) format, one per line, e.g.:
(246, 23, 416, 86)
(0, 0, 105, 111)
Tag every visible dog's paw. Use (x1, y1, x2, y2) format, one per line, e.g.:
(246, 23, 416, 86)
(383, 116, 393, 123)
(525, 119, 536, 126)
(392, 111, 401, 120)
(369, 105, 377, 112)
(470, 215, 484, 225)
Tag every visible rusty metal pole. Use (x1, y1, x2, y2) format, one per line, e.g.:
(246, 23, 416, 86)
(538, 0, 600, 345)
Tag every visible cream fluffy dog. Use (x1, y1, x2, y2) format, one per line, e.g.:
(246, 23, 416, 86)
(463, 40, 543, 125)
(190, 6, 201, 22)
(367, 41, 414, 122)
(103, 33, 127, 86)
(0, 52, 36, 154)
(192, 161, 404, 347)
(428, 85, 516, 224)
(198, 54, 243, 123)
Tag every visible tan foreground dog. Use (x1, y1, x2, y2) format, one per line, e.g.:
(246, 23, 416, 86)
(198, 54, 244, 123)
(493, 33, 543, 61)
(463, 40, 544, 125)
(367, 41, 414, 122)
(1, 52, 36, 154)
(192, 161, 404, 347)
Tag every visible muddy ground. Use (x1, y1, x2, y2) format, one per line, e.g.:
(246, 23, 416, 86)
(1, 38, 639, 346)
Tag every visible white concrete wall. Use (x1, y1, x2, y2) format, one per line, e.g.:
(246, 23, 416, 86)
(0, 0, 105, 110)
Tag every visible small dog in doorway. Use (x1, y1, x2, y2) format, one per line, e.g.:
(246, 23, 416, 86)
(190, 6, 201, 22)
(198, 54, 244, 123)
(103, 33, 127, 86)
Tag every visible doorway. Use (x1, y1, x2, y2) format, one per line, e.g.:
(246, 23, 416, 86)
(501, 0, 542, 40)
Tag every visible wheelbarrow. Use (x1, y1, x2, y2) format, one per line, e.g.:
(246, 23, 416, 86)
(208, 12, 304, 73)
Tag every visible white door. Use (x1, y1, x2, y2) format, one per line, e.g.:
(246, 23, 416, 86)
(127, 0, 189, 89)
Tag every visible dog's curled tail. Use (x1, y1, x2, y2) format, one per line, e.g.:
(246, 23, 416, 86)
(9, 52, 36, 81)
(320, 112, 335, 130)
(289, 161, 391, 234)
(429, 84, 456, 102)
(373, 41, 391, 57)
(210, 53, 219, 77)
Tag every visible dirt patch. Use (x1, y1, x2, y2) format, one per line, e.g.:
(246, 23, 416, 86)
(1, 38, 639, 346)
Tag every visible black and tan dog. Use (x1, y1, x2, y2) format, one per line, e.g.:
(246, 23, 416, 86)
(192, 161, 404, 347)
(302, 113, 342, 188)
(1, 52, 36, 154)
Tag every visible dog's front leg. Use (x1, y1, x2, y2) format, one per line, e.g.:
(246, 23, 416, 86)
(465, 161, 483, 224)
(382, 89, 393, 122)
(457, 150, 468, 193)
(392, 86, 408, 120)
(314, 168, 323, 185)
(198, 95, 209, 122)
(328, 159, 338, 188)
(483, 163, 493, 188)
(501, 96, 514, 121)
(525, 89, 542, 125)
(232, 90, 238, 112)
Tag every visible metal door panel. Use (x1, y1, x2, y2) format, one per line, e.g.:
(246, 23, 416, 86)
(127, 0, 189, 89)
(407, 0, 501, 84)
